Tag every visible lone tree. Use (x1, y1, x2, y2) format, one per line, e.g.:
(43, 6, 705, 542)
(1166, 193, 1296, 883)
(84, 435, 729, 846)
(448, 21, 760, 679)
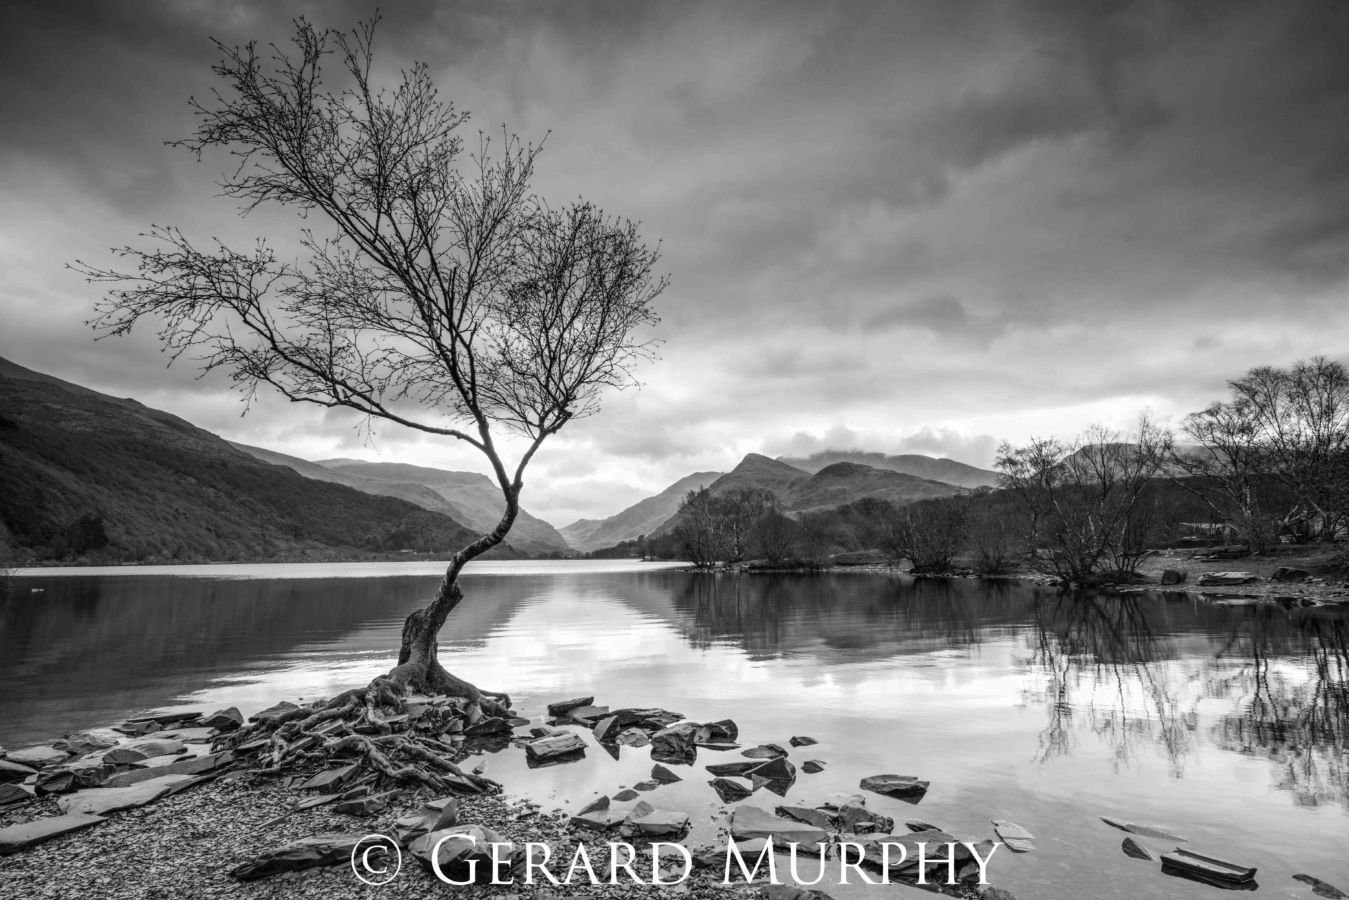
(76, 18, 663, 755)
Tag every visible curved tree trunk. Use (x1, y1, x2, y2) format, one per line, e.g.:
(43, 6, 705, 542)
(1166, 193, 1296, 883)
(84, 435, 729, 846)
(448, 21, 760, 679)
(378, 484, 522, 713)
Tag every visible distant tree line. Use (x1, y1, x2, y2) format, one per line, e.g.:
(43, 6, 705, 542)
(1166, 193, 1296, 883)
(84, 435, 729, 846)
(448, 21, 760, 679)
(621, 357, 1349, 584)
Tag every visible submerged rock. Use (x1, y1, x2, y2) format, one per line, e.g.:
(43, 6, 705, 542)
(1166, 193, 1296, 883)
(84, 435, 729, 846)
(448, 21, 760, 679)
(230, 833, 368, 880)
(1292, 873, 1348, 899)
(788, 736, 817, 747)
(613, 789, 640, 801)
(0, 813, 105, 856)
(651, 764, 682, 784)
(1100, 816, 1188, 842)
(859, 774, 929, 801)
(801, 760, 826, 774)
(707, 761, 760, 777)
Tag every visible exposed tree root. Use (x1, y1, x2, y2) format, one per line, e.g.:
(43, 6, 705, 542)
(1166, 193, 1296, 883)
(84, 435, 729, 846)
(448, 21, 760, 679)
(219, 614, 513, 796)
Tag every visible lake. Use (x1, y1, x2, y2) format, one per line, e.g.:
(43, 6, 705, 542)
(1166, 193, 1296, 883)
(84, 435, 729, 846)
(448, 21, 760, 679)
(2, 560, 1346, 898)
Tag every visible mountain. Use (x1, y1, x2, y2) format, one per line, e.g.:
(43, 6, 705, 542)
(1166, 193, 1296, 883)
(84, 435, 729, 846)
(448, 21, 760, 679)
(0, 357, 495, 563)
(783, 461, 969, 512)
(314, 459, 569, 555)
(647, 453, 967, 538)
(779, 450, 1000, 488)
(560, 470, 723, 553)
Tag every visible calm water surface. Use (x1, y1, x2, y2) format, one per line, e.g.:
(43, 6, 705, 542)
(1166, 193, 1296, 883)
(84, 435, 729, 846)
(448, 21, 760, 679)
(2, 560, 1346, 899)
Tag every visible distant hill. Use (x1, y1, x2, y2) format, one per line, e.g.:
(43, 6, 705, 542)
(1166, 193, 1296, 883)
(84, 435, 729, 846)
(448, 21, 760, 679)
(229, 446, 568, 555)
(648, 453, 967, 538)
(313, 459, 569, 555)
(0, 357, 499, 564)
(560, 470, 723, 553)
(779, 450, 1000, 488)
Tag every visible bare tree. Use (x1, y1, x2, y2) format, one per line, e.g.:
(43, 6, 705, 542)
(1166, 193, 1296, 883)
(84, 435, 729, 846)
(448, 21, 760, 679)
(674, 488, 722, 568)
(1228, 357, 1349, 540)
(75, 19, 664, 734)
(998, 417, 1169, 583)
(883, 497, 969, 574)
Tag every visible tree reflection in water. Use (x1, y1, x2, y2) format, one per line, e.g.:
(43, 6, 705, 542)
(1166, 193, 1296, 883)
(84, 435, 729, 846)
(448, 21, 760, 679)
(666, 573, 1348, 810)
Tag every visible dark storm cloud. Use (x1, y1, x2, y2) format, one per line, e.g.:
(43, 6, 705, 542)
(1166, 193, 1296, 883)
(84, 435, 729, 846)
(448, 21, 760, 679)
(3, 0, 1349, 522)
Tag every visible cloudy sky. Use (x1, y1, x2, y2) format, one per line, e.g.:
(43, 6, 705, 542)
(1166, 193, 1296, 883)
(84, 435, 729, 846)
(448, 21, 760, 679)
(3, 0, 1349, 527)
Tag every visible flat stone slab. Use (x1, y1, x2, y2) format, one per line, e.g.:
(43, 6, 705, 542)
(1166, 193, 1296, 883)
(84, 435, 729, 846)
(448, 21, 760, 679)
(100, 751, 234, 788)
(104, 739, 188, 765)
(546, 697, 595, 717)
(0, 758, 38, 784)
(6, 746, 70, 769)
(58, 773, 202, 816)
(992, 819, 1036, 852)
(730, 805, 829, 845)
(231, 833, 367, 880)
(300, 763, 359, 794)
(0, 813, 105, 855)
(1100, 816, 1188, 842)
(525, 733, 587, 762)
(859, 774, 929, 801)
(0, 784, 35, 807)
(1198, 571, 1258, 586)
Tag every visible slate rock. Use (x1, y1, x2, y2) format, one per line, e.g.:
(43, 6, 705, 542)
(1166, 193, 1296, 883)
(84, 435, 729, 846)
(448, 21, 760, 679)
(992, 819, 1036, 852)
(111, 720, 160, 737)
(741, 743, 789, 759)
(335, 789, 398, 817)
(802, 760, 826, 774)
(730, 805, 829, 846)
(0, 758, 38, 784)
(1293, 873, 1349, 899)
(699, 719, 740, 741)
(410, 824, 524, 883)
(623, 806, 690, 837)
(859, 774, 929, 801)
(230, 833, 367, 880)
(560, 705, 610, 725)
(58, 774, 202, 816)
(709, 777, 755, 802)
(300, 763, 359, 794)
(525, 733, 587, 763)
(651, 764, 682, 784)
(577, 795, 609, 816)
(35, 770, 78, 795)
(837, 800, 892, 834)
(54, 732, 118, 756)
(788, 736, 817, 747)
(104, 739, 188, 765)
(393, 798, 459, 844)
(546, 697, 595, 717)
(616, 728, 651, 748)
(250, 701, 300, 724)
(593, 715, 624, 743)
(1100, 816, 1188, 842)
(746, 756, 796, 783)
(100, 751, 234, 788)
(200, 707, 244, 731)
(707, 761, 760, 777)
(6, 746, 69, 769)
(0, 784, 35, 807)
(774, 805, 835, 830)
(0, 813, 105, 855)
(571, 808, 626, 831)
(613, 789, 640, 801)
(906, 819, 943, 832)
(633, 780, 659, 792)
(650, 723, 700, 763)
(1122, 837, 1156, 861)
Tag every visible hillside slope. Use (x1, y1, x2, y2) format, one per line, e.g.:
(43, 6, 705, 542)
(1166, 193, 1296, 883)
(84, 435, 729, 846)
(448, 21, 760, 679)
(315, 459, 569, 554)
(0, 357, 494, 563)
(560, 470, 724, 553)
